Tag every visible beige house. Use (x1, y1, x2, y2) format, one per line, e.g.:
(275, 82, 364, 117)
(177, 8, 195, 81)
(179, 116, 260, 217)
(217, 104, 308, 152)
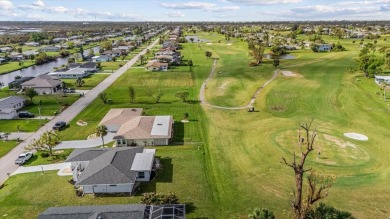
(145, 61, 168, 72)
(99, 108, 173, 146)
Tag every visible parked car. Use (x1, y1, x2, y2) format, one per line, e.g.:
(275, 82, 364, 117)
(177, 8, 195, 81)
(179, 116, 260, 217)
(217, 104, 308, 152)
(15, 152, 33, 165)
(53, 121, 66, 130)
(63, 88, 75, 93)
(18, 111, 35, 118)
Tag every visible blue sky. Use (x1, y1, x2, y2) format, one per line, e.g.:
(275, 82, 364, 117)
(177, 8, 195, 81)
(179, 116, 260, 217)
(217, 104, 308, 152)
(0, 0, 390, 21)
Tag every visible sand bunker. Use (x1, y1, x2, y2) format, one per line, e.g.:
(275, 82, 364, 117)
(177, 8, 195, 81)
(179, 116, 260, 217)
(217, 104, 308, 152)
(343, 133, 368, 141)
(181, 120, 189, 123)
(76, 120, 88, 126)
(281, 71, 296, 77)
(206, 43, 213, 45)
(227, 43, 232, 46)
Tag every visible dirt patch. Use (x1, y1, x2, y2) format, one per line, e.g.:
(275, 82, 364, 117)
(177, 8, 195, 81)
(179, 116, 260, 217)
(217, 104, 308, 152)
(324, 134, 356, 148)
(268, 105, 286, 112)
(227, 43, 232, 46)
(206, 43, 213, 45)
(219, 82, 228, 91)
(181, 120, 189, 123)
(280, 70, 296, 77)
(87, 133, 97, 140)
(54, 150, 64, 154)
(344, 133, 368, 141)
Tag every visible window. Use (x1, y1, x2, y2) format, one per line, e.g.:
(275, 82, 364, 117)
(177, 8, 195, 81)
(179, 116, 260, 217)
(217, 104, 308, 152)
(117, 139, 121, 145)
(121, 139, 126, 144)
(138, 172, 145, 179)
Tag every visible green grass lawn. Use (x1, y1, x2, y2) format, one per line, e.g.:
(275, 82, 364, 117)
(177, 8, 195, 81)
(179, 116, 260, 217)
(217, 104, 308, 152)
(100, 61, 127, 71)
(0, 145, 213, 218)
(23, 95, 80, 116)
(0, 119, 45, 132)
(61, 74, 109, 90)
(0, 61, 35, 75)
(24, 149, 74, 166)
(0, 141, 18, 158)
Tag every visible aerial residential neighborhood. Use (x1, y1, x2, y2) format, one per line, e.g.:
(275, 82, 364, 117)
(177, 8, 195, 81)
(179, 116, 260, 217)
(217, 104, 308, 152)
(0, 0, 390, 219)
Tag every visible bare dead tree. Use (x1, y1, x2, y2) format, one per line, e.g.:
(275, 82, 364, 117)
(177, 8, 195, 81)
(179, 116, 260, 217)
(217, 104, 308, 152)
(304, 171, 335, 212)
(281, 120, 317, 219)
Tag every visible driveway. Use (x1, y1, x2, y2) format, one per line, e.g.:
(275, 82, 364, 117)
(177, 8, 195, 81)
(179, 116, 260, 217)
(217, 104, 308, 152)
(0, 38, 160, 184)
(55, 132, 115, 149)
(11, 162, 71, 176)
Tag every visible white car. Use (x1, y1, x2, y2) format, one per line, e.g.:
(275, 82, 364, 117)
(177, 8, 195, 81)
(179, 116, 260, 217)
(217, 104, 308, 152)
(15, 152, 33, 165)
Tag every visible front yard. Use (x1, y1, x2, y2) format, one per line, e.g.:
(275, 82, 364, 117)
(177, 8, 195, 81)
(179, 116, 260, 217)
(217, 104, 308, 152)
(0, 61, 35, 75)
(0, 140, 18, 158)
(61, 74, 109, 90)
(0, 145, 213, 218)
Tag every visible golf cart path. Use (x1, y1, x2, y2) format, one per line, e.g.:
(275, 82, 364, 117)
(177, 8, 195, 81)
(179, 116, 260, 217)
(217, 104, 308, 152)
(200, 54, 337, 110)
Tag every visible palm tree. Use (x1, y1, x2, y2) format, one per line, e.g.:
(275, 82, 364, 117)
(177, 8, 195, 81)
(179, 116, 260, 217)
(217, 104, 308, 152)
(248, 208, 275, 219)
(95, 125, 108, 147)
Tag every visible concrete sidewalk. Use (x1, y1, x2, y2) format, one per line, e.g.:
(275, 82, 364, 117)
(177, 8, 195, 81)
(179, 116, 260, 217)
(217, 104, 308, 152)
(11, 162, 71, 176)
(55, 132, 115, 149)
(0, 132, 33, 141)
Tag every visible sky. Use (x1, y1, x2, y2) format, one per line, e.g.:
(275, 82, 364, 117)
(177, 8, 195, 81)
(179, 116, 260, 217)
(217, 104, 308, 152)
(0, 0, 390, 22)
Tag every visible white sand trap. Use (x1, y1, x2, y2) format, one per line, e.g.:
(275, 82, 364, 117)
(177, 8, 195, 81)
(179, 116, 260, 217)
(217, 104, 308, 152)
(281, 70, 296, 77)
(207, 43, 213, 45)
(76, 120, 88, 126)
(344, 133, 368, 141)
(227, 43, 232, 46)
(181, 120, 189, 123)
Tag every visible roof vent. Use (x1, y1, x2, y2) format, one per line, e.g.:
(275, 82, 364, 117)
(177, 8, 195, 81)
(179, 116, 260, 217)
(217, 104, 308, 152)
(157, 123, 162, 126)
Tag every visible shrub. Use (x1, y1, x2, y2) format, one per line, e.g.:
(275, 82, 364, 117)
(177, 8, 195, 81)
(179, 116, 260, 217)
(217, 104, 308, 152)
(141, 192, 179, 205)
(40, 152, 50, 158)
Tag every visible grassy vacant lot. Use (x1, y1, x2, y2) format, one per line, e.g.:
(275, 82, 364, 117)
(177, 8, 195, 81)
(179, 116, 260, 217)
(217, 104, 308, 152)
(100, 61, 127, 71)
(23, 94, 80, 116)
(61, 74, 109, 90)
(60, 66, 198, 142)
(0, 119, 44, 132)
(0, 61, 35, 75)
(0, 140, 18, 158)
(0, 145, 213, 218)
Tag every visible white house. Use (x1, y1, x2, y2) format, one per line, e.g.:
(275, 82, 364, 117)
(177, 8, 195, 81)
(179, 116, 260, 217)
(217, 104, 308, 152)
(0, 47, 12, 53)
(48, 67, 91, 79)
(92, 55, 111, 62)
(21, 74, 62, 94)
(317, 44, 332, 52)
(0, 96, 26, 120)
(24, 42, 40, 47)
(66, 147, 156, 194)
(374, 75, 390, 85)
(99, 108, 174, 146)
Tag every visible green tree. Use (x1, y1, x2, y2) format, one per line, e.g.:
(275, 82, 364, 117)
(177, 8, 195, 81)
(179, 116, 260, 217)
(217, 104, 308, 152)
(26, 130, 61, 157)
(95, 125, 108, 147)
(248, 39, 265, 65)
(140, 55, 145, 65)
(67, 41, 75, 49)
(79, 47, 84, 61)
(248, 208, 275, 219)
(75, 77, 85, 87)
(88, 48, 95, 57)
(273, 58, 280, 68)
(128, 85, 135, 103)
(188, 59, 193, 71)
(147, 89, 163, 103)
(25, 87, 38, 103)
(305, 203, 355, 219)
(175, 91, 189, 103)
(101, 41, 112, 51)
(99, 92, 108, 104)
(205, 51, 212, 59)
(141, 192, 179, 205)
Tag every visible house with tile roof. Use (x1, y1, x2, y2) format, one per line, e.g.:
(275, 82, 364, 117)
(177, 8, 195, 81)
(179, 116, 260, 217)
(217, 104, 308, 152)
(0, 96, 26, 120)
(99, 108, 173, 146)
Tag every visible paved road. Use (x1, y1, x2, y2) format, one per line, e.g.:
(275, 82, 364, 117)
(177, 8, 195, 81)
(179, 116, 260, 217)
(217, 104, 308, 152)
(0, 38, 160, 184)
(11, 163, 71, 176)
(55, 132, 115, 149)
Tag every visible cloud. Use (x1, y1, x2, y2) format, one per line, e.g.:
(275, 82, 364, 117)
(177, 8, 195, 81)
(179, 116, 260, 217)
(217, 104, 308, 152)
(161, 2, 216, 9)
(224, 0, 302, 4)
(206, 6, 240, 12)
(0, 0, 13, 10)
(32, 0, 45, 7)
(165, 11, 185, 17)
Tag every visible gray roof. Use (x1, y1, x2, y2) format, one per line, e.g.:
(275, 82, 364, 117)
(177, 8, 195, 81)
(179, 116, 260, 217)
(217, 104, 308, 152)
(66, 147, 145, 185)
(21, 74, 61, 88)
(0, 96, 26, 110)
(131, 153, 154, 171)
(38, 204, 146, 219)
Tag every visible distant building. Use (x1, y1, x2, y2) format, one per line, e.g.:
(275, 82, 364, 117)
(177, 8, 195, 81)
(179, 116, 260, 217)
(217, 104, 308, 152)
(92, 55, 111, 62)
(375, 75, 390, 85)
(24, 42, 40, 47)
(39, 46, 61, 52)
(145, 61, 168, 72)
(0, 47, 12, 53)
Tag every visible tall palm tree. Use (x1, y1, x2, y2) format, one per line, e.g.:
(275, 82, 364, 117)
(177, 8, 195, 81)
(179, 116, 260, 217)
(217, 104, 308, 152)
(95, 125, 108, 147)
